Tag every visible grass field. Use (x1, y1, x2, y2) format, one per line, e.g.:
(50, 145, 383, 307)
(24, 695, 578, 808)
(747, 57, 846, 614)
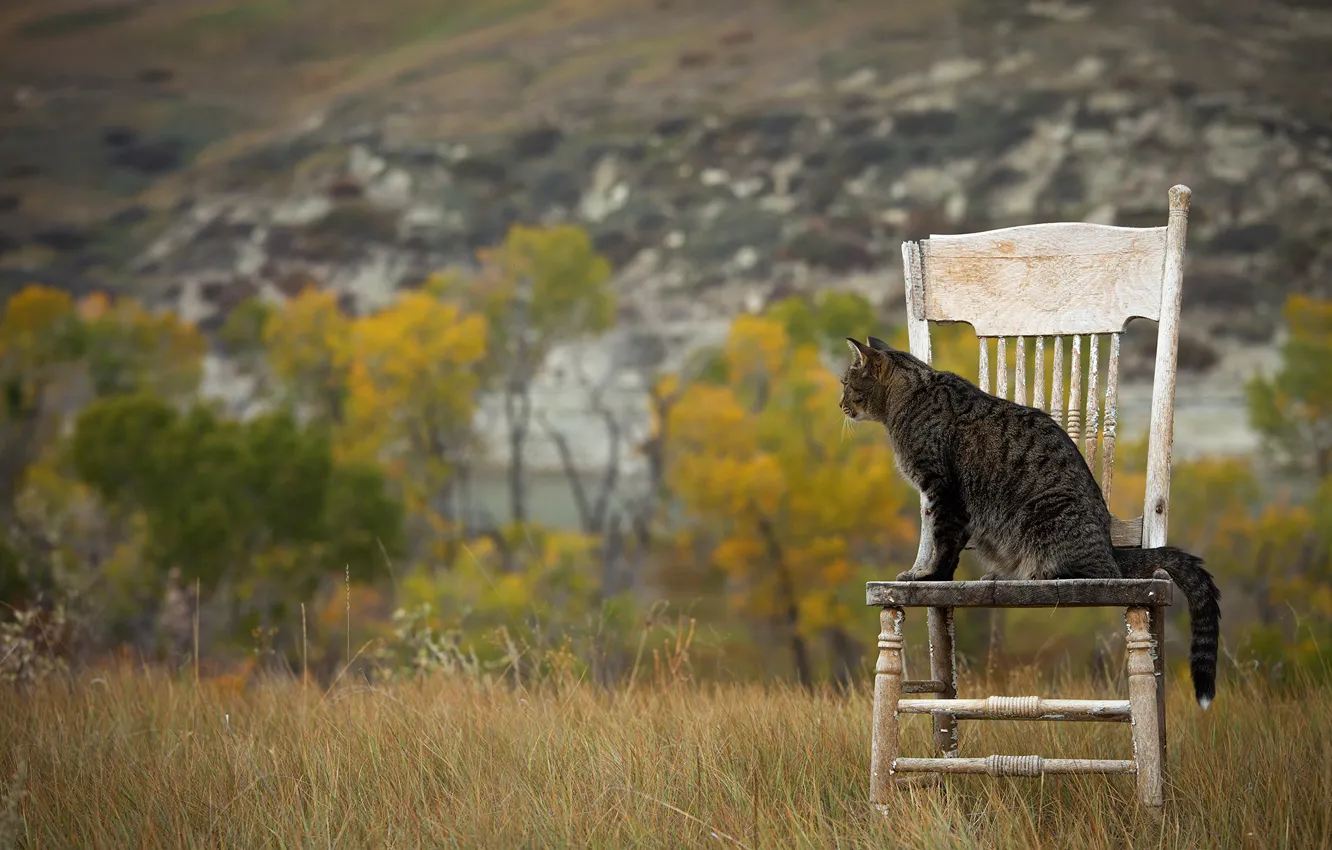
(1, 661, 1328, 848)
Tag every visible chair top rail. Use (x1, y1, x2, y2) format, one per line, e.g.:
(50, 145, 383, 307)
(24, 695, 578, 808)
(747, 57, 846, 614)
(916, 221, 1169, 337)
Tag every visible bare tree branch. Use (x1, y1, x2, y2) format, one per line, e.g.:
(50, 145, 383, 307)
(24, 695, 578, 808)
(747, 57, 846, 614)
(536, 354, 626, 536)
(571, 359, 622, 535)
(536, 410, 595, 533)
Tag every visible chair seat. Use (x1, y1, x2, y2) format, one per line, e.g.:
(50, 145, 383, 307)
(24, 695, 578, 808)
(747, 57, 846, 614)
(865, 578, 1173, 608)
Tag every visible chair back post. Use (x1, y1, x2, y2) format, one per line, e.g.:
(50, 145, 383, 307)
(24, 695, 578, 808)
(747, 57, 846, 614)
(1141, 185, 1192, 548)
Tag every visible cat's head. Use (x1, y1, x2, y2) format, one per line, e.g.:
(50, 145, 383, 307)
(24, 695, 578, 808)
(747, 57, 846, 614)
(839, 336, 896, 422)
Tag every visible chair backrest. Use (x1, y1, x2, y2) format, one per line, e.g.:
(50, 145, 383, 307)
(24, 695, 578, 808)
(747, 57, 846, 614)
(899, 185, 1192, 549)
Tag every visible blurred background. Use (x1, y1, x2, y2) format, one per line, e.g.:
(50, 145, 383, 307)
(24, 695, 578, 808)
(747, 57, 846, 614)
(0, 0, 1329, 689)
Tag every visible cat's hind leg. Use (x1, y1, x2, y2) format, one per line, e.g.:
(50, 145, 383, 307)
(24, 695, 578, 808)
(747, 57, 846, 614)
(1037, 550, 1120, 580)
(975, 555, 1005, 582)
(1019, 506, 1120, 580)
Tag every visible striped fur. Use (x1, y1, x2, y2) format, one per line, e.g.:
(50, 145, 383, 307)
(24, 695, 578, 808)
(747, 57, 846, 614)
(841, 336, 1221, 707)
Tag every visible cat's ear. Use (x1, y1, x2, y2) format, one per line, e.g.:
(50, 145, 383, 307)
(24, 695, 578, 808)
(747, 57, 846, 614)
(867, 336, 892, 353)
(845, 337, 871, 368)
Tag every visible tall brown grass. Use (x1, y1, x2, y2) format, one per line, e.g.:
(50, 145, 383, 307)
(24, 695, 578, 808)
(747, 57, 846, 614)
(1, 658, 1328, 849)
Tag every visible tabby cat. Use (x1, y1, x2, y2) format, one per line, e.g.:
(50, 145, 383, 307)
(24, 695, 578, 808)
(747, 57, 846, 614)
(840, 335, 1221, 708)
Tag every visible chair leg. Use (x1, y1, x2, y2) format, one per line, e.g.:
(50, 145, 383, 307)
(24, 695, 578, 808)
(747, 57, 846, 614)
(1126, 606, 1164, 809)
(928, 606, 959, 758)
(870, 606, 905, 806)
(1150, 603, 1169, 782)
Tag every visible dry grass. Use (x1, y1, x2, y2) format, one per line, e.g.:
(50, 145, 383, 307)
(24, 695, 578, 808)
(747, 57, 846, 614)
(1, 662, 1328, 848)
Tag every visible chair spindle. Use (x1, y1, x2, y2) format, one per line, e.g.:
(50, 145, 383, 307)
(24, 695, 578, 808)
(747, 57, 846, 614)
(1034, 336, 1046, 411)
(1067, 335, 1083, 442)
(1015, 336, 1027, 406)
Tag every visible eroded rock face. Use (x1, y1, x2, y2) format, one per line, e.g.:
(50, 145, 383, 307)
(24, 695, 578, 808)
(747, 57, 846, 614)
(120, 40, 1332, 472)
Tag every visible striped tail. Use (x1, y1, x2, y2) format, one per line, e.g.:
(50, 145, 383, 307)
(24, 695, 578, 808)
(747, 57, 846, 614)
(1114, 546, 1221, 708)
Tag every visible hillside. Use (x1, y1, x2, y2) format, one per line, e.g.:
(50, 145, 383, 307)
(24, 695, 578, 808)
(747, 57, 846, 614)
(3, 0, 1331, 464)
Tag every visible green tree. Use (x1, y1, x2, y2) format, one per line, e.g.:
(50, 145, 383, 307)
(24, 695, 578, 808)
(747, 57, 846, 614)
(0, 529, 23, 606)
(71, 394, 403, 632)
(1243, 295, 1332, 668)
(0, 286, 208, 607)
(343, 289, 488, 560)
(1248, 295, 1332, 480)
(217, 296, 277, 397)
(765, 290, 880, 360)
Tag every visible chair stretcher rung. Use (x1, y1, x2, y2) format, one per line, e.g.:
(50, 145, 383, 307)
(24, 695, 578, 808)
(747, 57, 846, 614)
(896, 696, 1130, 721)
(902, 679, 948, 694)
(894, 756, 1136, 777)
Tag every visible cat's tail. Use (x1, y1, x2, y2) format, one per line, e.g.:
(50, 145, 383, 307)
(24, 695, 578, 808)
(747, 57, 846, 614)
(1113, 546, 1221, 709)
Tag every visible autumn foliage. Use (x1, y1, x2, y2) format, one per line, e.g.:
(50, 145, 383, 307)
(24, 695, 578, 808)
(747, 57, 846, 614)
(0, 227, 1330, 690)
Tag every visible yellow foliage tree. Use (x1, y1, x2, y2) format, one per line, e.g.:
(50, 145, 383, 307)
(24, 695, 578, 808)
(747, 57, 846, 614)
(343, 290, 488, 551)
(0, 285, 83, 543)
(262, 287, 354, 423)
(78, 292, 205, 400)
(1110, 429, 1332, 670)
(1, 285, 86, 421)
(665, 314, 916, 686)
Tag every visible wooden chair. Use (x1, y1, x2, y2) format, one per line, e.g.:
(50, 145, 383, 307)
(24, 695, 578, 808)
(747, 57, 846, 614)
(867, 185, 1193, 811)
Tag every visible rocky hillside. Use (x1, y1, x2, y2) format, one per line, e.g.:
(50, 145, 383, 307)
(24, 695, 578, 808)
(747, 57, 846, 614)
(3, 0, 1331, 469)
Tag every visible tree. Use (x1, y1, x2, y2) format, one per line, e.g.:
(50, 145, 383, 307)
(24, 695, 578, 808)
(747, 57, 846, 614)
(262, 287, 354, 424)
(1242, 295, 1332, 667)
(0, 527, 25, 606)
(664, 313, 916, 687)
(533, 350, 660, 685)
(536, 358, 625, 540)
(70, 393, 403, 635)
(1108, 330, 1332, 675)
(0, 286, 85, 524)
(217, 296, 277, 400)
(1248, 295, 1332, 480)
(77, 292, 205, 401)
(765, 290, 880, 360)
(1147, 455, 1329, 671)
(343, 290, 488, 558)
(445, 225, 614, 527)
(0, 286, 204, 603)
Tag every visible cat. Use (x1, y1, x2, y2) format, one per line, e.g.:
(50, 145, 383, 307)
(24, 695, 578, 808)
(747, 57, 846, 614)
(840, 335, 1221, 708)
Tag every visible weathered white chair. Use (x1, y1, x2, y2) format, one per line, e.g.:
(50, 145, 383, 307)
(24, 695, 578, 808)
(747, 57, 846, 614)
(867, 185, 1193, 811)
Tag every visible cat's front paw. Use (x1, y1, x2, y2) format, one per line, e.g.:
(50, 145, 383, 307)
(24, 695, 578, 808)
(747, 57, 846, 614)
(978, 571, 1000, 581)
(895, 569, 949, 581)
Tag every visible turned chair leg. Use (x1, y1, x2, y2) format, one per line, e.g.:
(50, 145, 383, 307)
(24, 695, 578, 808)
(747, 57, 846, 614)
(1151, 603, 1169, 779)
(870, 606, 905, 805)
(928, 606, 959, 758)
(1126, 606, 1165, 809)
